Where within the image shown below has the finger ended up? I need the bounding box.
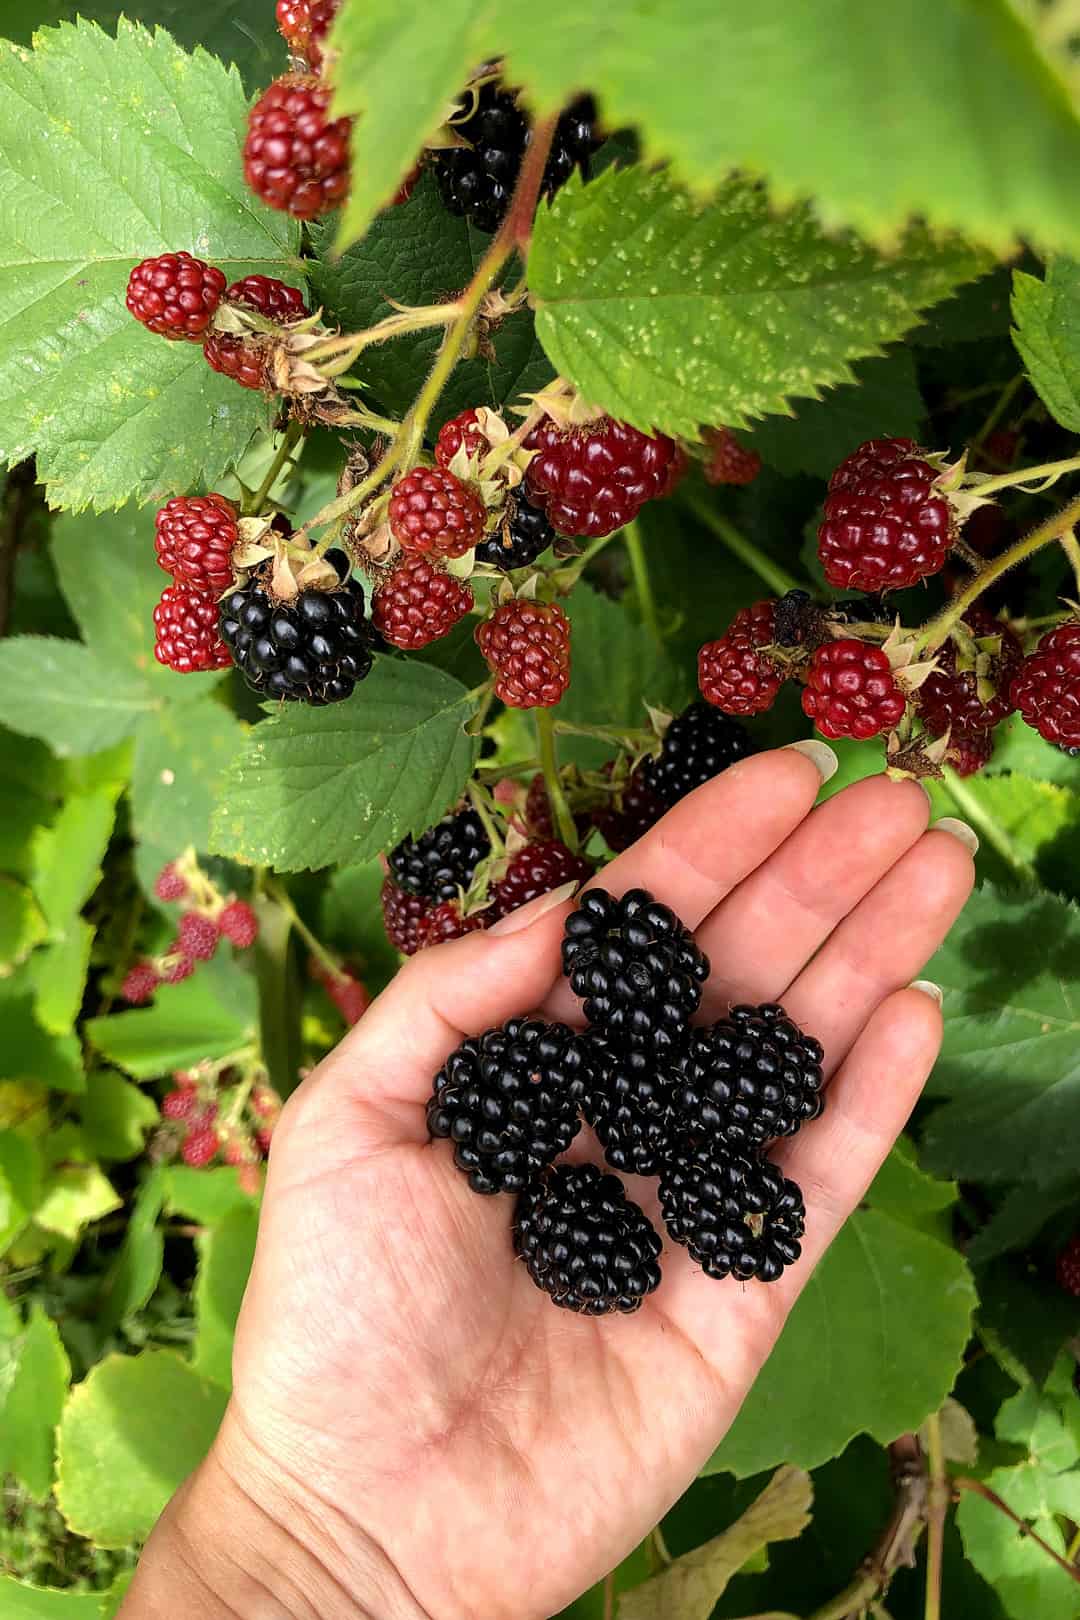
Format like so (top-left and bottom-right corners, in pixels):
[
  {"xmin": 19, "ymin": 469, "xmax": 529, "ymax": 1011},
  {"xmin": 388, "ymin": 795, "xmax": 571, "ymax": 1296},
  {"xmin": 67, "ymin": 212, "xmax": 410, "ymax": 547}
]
[
  {"xmin": 657, "ymin": 985, "xmax": 944, "ymax": 1384},
  {"xmin": 697, "ymin": 774, "xmax": 931, "ymax": 1015},
  {"xmin": 780, "ymin": 823, "xmax": 975, "ymax": 1074},
  {"xmin": 540, "ymin": 745, "xmax": 831, "ymax": 1023}
]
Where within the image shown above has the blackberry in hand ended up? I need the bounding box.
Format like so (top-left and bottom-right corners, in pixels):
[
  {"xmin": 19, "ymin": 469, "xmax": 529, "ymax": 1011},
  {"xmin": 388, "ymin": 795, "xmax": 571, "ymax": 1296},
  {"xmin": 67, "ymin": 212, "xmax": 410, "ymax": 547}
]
[
  {"xmin": 642, "ymin": 700, "xmax": 756, "ymax": 809},
  {"xmin": 580, "ymin": 1028, "xmax": 677, "ymax": 1177},
  {"xmin": 219, "ymin": 576, "xmax": 373, "ymax": 705},
  {"xmin": 387, "ymin": 807, "xmax": 490, "ymax": 902},
  {"xmin": 659, "ymin": 1144, "xmax": 806, "ymax": 1283},
  {"xmin": 673, "ymin": 1002, "xmax": 825, "ymax": 1150},
  {"xmin": 562, "ymin": 887, "xmax": 709, "ymax": 1058},
  {"xmin": 475, "ymin": 492, "xmax": 555, "ymax": 570},
  {"xmin": 514, "ymin": 1163, "xmax": 662, "ymax": 1314},
  {"xmin": 427, "ymin": 1018, "xmax": 588, "ymax": 1194}
]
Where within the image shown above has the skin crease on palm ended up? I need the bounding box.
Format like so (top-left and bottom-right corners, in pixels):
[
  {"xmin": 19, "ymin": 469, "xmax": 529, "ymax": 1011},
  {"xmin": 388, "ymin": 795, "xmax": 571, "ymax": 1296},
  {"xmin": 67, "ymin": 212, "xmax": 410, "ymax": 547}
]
[{"xmin": 122, "ymin": 747, "xmax": 976, "ymax": 1620}]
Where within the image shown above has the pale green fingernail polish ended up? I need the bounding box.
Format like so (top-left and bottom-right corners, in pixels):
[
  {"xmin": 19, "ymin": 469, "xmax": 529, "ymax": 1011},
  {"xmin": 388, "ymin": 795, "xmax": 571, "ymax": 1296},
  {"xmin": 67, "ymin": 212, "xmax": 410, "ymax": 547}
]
[
  {"xmin": 909, "ymin": 979, "xmax": 943, "ymax": 1006},
  {"xmin": 931, "ymin": 817, "xmax": 979, "ymax": 856},
  {"xmin": 783, "ymin": 739, "xmax": 839, "ymax": 782}
]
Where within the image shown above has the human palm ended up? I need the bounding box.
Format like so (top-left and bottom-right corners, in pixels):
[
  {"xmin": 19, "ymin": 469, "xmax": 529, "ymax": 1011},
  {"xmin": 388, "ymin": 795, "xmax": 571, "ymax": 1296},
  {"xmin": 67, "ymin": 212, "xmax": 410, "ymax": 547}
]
[{"xmin": 220, "ymin": 749, "xmax": 974, "ymax": 1620}]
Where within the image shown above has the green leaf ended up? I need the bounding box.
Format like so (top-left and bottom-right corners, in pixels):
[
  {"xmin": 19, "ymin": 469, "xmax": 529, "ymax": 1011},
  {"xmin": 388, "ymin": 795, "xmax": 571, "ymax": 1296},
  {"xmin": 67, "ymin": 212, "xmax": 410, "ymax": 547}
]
[
  {"xmin": 210, "ymin": 659, "xmax": 480, "ymax": 872},
  {"xmin": 55, "ymin": 1349, "xmax": 228, "ymax": 1546},
  {"xmin": 308, "ymin": 177, "xmax": 553, "ymax": 424},
  {"xmin": 0, "ymin": 1578, "xmax": 103, "ymax": 1619},
  {"xmin": 31, "ymin": 789, "xmax": 118, "ymax": 931},
  {"xmin": 976, "ymin": 1257, "xmax": 1079, "ymax": 1387},
  {"xmin": 30, "ymin": 921, "xmax": 96, "ymax": 1036},
  {"xmin": 16, "ymin": 1, "xmax": 283, "ymax": 88},
  {"xmin": 0, "ymin": 1305, "xmax": 70, "ymax": 1500},
  {"xmin": 746, "ymin": 352, "xmax": 925, "ymax": 480},
  {"xmin": 0, "ymin": 1131, "xmax": 43, "ymax": 1256},
  {"xmin": 619, "ymin": 1467, "xmax": 812, "ymax": 1620},
  {"xmin": 0, "ymin": 996, "xmax": 84, "ymax": 1093},
  {"xmin": 85, "ymin": 963, "xmax": 256, "ymax": 1079},
  {"xmin": 79, "ymin": 1070, "xmax": 159, "ymax": 1163},
  {"xmin": 131, "ymin": 692, "xmax": 248, "ymax": 864},
  {"xmin": 34, "ymin": 1125, "xmax": 120, "ymax": 1240},
  {"xmin": 0, "ymin": 876, "xmax": 46, "ymax": 971},
  {"xmin": 0, "ymin": 640, "xmax": 156, "ymax": 756},
  {"xmin": 193, "ymin": 1203, "xmax": 259, "ymax": 1390},
  {"xmin": 968, "ymin": 1179, "xmax": 1080, "ymax": 1266},
  {"xmin": 322, "ymin": 857, "xmax": 401, "ymax": 992},
  {"xmin": 987, "ymin": 711, "xmax": 1080, "ymax": 786},
  {"xmin": 921, "ymin": 884, "xmax": 1080, "ymax": 1186},
  {"xmin": 0, "ymin": 729, "xmax": 62, "ymax": 881},
  {"xmin": 711, "ymin": 1207, "xmax": 975, "ymax": 1477},
  {"xmin": 162, "ymin": 1164, "xmax": 255, "ymax": 1225},
  {"xmin": 0, "ymin": 20, "xmax": 299, "ymax": 511},
  {"xmin": 867, "ymin": 1139, "xmax": 956, "ymax": 1242},
  {"xmin": 528, "ymin": 168, "xmax": 985, "ymax": 440},
  {"xmin": 96, "ymin": 1172, "xmax": 165, "ymax": 1336},
  {"xmin": 1012, "ymin": 258, "xmax": 1080, "ymax": 433}
]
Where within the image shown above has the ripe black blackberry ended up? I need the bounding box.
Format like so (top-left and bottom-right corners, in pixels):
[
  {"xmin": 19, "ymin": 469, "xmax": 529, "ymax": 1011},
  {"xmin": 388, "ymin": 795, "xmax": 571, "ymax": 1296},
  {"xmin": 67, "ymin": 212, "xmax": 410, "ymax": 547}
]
[
  {"xmin": 514, "ymin": 1163, "xmax": 662, "ymax": 1314},
  {"xmin": 427, "ymin": 1018, "xmax": 587, "ymax": 1193},
  {"xmin": 219, "ymin": 574, "xmax": 373, "ymax": 704},
  {"xmin": 562, "ymin": 887, "xmax": 709, "ymax": 1057},
  {"xmin": 387, "ymin": 807, "xmax": 490, "ymax": 902},
  {"xmin": 674, "ymin": 1003, "xmax": 825, "ymax": 1150},
  {"xmin": 431, "ymin": 82, "xmax": 598, "ymax": 235},
  {"xmin": 642, "ymin": 700, "xmax": 756, "ymax": 809},
  {"xmin": 580, "ymin": 1028, "xmax": 677, "ymax": 1177},
  {"xmin": 475, "ymin": 492, "xmax": 554, "ymax": 570},
  {"xmin": 659, "ymin": 1144, "xmax": 806, "ymax": 1283}
]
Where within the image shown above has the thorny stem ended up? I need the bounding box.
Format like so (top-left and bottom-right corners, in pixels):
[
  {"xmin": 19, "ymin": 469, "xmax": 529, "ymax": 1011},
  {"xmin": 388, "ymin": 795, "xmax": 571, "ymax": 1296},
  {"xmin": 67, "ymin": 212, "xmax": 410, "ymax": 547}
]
[
  {"xmin": 624, "ymin": 519, "xmax": 663, "ymax": 647},
  {"xmin": 972, "ymin": 451, "xmax": 1080, "ymax": 497},
  {"xmin": 917, "ymin": 492, "xmax": 1080, "ymax": 653},
  {"xmin": 941, "ymin": 768, "xmax": 1039, "ymax": 885},
  {"xmin": 684, "ymin": 494, "xmax": 803, "ymax": 597},
  {"xmin": 535, "ymin": 707, "xmax": 580, "ymax": 852},
  {"xmin": 923, "ymin": 1413, "xmax": 947, "ymax": 1620},
  {"xmin": 953, "ymin": 1479, "xmax": 1080, "ymax": 1583},
  {"xmin": 246, "ymin": 419, "xmax": 305, "ymax": 517},
  {"xmin": 1059, "ymin": 528, "xmax": 1080, "ymax": 595}
]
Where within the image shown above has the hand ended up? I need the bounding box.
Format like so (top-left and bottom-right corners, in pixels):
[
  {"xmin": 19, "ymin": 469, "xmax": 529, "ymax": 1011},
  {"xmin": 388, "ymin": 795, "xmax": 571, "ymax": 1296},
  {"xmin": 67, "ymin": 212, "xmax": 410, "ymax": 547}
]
[{"xmin": 122, "ymin": 746, "xmax": 975, "ymax": 1620}]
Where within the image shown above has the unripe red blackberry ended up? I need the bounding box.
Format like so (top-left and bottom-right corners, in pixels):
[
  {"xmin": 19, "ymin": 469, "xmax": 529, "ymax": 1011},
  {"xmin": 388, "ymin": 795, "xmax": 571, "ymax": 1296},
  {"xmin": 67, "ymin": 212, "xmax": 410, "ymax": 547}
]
[
  {"xmin": 371, "ymin": 554, "xmax": 473, "ymax": 649},
  {"xmin": 154, "ymin": 495, "xmax": 239, "ymax": 593},
  {"xmin": 919, "ymin": 607, "xmax": 1022, "ymax": 737},
  {"xmin": 204, "ymin": 275, "xmax": 310, "ymax": 391},
  {"xmin": 218, "ymin": 901, "xmax": 259, "ymax": 949},
  {"xmin": 154, "ymin": 584, "xmax": 233, "ymax": 674},
  {"xmin": 476, "ymin": 598, "xmax": 571, "ymax": 708},
  {"xmin": 126, "ymin": 252, "xmax": 226, "ymax": 340},
  {"xmin": 420, "ymin": 901, "xmax": 488, "ymax": 947},
  {"xmin": 592, "ymin": 766, "xmax": 666, "ymax": 852},
  {"xmin": 702, "ymin": 427, "xmax": 762, "ymax": 486},
  {"xmin": 182, "ymin": 1126, "xmax": 219, "ymax": 1168},
  {"xmin": 1011, "ymin": 622, "xmax": 1080, "ymax": 749},
  {"xmin": 276, "ymin": 0, "xmax": 340, "ymax": 68},
  {"xmin": 154, "ymin": 863, "xmax": 188, "ymax": 902},
  {"xmin": 493, "ymin": 839, "xmax": 591, "ymax": 918},
  {"xmin": 161, "ymin": 947, "xmax": 196, "ymax": 985},
  {"xmin": 524, "ymin": 416, "xmax": 679, "ymax": 538},
  {"xmin": 818, "ymin": 437, "xmax": 954, "ymax": 592},
  {"xmin": 244, "ymin": 74, "xmax": 351, "ymax": 219},
  {"xmin": 802, "ymin": 639, "xmax": 906, "ymax": 740},
  {"xmin": 121, "ymin": 962, "xmax": 160, "ymax": 1004},
  {"xmin": 946, "ymin": 730, "xmax": 993, "ymax": 777},
  {"xmin": 380, "ymin": 877, "xmax": 434, "ymax": 956},
  {"xmin": 162, "ymin": 1088, "xmax": 199, "ymax": 1121},
  {"xmin": 1057, "ymin": 1235, "xmax": 1080, "ymax": 1297},
  {"xmin": 388, "ymin": 466, "xmax": 485, "ymax": 559},
  {"xmin": 434, "ymin": 408, "xmax": 488, "ymax": 469},
  {"xmin": 698, "ymin": 600, "xmax": 783, "ymax": 716}
]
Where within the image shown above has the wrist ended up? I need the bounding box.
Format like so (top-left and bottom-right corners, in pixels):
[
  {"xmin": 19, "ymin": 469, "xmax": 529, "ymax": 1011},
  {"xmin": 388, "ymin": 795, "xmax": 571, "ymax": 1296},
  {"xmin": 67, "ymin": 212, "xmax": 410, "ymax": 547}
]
[{"xmin": 120, "ymin": 1403, "xmax": 428, "ymax": 1620}]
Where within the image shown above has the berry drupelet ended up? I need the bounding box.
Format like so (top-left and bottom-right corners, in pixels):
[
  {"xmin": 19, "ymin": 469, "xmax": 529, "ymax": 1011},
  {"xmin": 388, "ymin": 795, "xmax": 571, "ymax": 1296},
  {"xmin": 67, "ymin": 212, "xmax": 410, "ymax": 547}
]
[
  {"xmin": 219, "ymin": 576, "xmax": 374, "ymax": 705},
  {"xmin": 154, "ymin": 494, "xmax": 239, "ymax": 593},
  {"xmin": 673, "ymin": 1002, "xmax": 825, "ymax": 1151},
  {"xmin": 817, "ymin": 437, "xmax": 954, "ymax": 593},
  {"xmin": 154, "ymin": 584, "xmax": 233, "ymax": 674},
  {"xmin": 524, "ymin": 416, "xmax": 679, "ymax": 539},
  {"xmin": 387, "ymin": 807, "xmax": 491, "ymax": 903},
  {"xmin": 126, "ymin": 252, "xmax": 226, "ymax": 340},
  {"xmin": 514, "ymin": 1163, "xmax": 663, "ymax": 1314},
  {"xmin": 659, "ymin": 1144, "xmax": 806, "ymax": 1283},
  {"xmin": 427, "ymin": 1018, "xmax": 588, "ymax": 1193},
  {"xmin": 476, "ymin": 599, "xmax": 571, "ymax": 708},
  {"xmin": 244, "ymin": 74, "xmax": 351, "ymax": 219}
]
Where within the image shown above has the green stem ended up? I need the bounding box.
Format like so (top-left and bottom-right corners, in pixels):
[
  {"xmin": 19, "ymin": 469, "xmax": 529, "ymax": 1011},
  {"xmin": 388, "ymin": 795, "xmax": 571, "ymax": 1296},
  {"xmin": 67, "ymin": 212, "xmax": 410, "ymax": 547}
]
[
  {"xmin": 535, "ymin": 708, "xmax": 579, "ymax": 852},
  {"xmin": 917, "ymin": 492, "xmax": 1080, "ymax": 652},
  {"xmin": 264, "ymin": 881, "xmax": 341, "ymax": 980},
  {"xmin": 246, "ymin": 420, "xmax": 305, "ymax": 517},
  {"xmin": 1059, "ymin": 529, "xmax": 1080, "ymax": 595},
  {"xmin": 251, "ymin": 892, "xmax": 303, "ymax": 1100},
  {"xmin": 465, "ymin": 780, "xmax": 506, "ymax": 857},
  {"xmin": 624, "ymin": 519, "xmax": 663, "ymax": 647},
  {"xmin": 972, "ymin": 373, "xmax": 1024, "ymax": 451},
  {"xmin": 941, "ymin": 768, "xmax": 1038, "ymax": 885},
  {"xmin": 924, "ymin": 1414, "xmax": 946, "ymax": 1620},
  {"xmin": 685, "ymin": 494, "xmax": 802, "ymax": 596},
  {"xmin": 972, "ymin": 451, "xmax": 1080, "ymax": 497}
]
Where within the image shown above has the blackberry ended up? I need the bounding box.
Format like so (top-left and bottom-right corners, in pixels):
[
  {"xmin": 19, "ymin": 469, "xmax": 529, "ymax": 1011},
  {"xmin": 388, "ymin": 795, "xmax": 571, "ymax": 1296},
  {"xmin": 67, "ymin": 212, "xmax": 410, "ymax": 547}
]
[
  {"xmin": 642, "ymin": 700, "xmax": 756, "ymax": 809},
  {"xmin": 380, "ymin": 877, "xmax": 433, "ymax": 957},
  {"xmin": 475, "ymin": 493, "xmax": 555, "ymax": 570},
  {"xmin": 562, "ymin": 887, "xmax": 709, "ymax": 1058},
  {"xmin": 802, "ymin": 639, "xmax": 905, "ymax": 740},
  {"xmin": 580, "ymin": 1028, "xmax": 677, "ymax": 1177},
  {"xmin": 427, "ymin": 1017, "xmax": 587, "ymax": 1194},
  {"xmin": 514, "ymin": 1163, "xmax": 662, "ymax": 1314},
  {"xmin": 493, "ymin": 838, "xmax": 592, "ymax": 917},
  {"xmin": 431, "ymin": 83, "xmax": 598, "ymax": 235},
  {"xmin": 659, "ymin": 1144, "xmax": 806, "ymax": 1283},
  {"xmin": 219, "ymin": 576, "xmax": 373, "ymax": 705},
  {"xmin": 387, "ymin": 807, "xmax": 490, "ymax": 902},
  {"xmin": 673, "ymin": 1003, "xmax": 825, "ymax": 1150},
  {"xmin": 592, "ymin": 764, "xmax": 666, "ymax": 852}
]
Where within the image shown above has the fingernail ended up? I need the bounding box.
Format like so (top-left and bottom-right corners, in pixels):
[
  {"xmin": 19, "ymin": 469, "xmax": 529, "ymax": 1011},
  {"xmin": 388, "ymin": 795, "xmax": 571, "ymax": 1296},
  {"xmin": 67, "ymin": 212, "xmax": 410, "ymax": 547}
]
[
  {"xmin": 783, "ymin": 739, "xmax": 839, "ymax": 782},
  {"xmin": 931, "ymin": 816, "xmax": 979, "ymax": 856},
  {"xmin": 489, "ymin": 879, "xmax": 580, "ymax": 936},
  {"xmin": 909, "ymin": 978, "xmax": 943, "ymax": 1006}
]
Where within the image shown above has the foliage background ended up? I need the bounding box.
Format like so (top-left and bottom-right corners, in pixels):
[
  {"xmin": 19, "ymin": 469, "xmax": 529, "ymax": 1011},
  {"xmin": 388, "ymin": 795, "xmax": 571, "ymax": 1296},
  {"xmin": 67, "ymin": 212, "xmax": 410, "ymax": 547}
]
[{"xmin": 0, "ymin": 2, "xmax": 1076, "ymax": 1617}]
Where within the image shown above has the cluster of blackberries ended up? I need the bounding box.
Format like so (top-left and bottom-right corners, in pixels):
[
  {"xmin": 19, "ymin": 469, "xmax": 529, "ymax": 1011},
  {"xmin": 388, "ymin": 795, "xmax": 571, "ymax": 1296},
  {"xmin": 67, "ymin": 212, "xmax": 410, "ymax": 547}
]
[{"xmin": 427, "ymin": 887, "xmax": 825, "ymax": 1315}]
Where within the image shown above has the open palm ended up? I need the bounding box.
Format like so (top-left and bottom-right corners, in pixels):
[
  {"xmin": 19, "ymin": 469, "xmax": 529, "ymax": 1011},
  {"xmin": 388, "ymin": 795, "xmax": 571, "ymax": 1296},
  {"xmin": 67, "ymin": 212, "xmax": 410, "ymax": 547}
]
[{"xmin": 217, "ymin": 749, "xmax": 973, "ymax": 1620}]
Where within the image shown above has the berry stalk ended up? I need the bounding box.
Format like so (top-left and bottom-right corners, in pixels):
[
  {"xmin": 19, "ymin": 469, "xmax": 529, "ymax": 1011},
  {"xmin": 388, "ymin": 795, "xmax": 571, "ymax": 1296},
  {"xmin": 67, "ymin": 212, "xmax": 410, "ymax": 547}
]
[
  {"xmin": 535, "ymin": 707, "xmax": 580, "ymax": 853},
  {"xmin": 684, "ymin": 493, "xmax": 803, "ymax": 596},
  {"xmin": 923, "ymin": 1411, "xmax": 947, "ymax": 1620},
  {"xmin": 969, "ymin": 450, "xmax": 1080, "ymax": 497},
  {"xmin": 244, "ymin": 419, "xmax": 306, "ymax": 516},
  {"xmin": 623, "ymin": 520, "xmax": 663, "ymax": 648}
]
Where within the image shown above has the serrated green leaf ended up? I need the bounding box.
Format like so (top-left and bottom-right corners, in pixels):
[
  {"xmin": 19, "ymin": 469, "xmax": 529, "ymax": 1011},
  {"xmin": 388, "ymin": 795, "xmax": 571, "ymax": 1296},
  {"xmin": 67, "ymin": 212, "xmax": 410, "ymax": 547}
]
[
  {"xmin": 79, "ymin": 1070, "xmax": 159, "ymax": 1163},
  {"xmin": 162, "ymin": 1164, "xmax": 255, "ymax": 1225},
  {"xmin": 34, "ymin": 1125, "xmax": 120, "ymax": 1240},
  {"xmin": 193, "ymin": 1202, "xmax": 259, "ymax": 1390},
  {"xmin": 0, "ymin": 1132, "xmax": 43, "ymax": 1256},
  {"xmin": 0, "ymin": 1577, "xmax": 103, "ymax": 1619},
  {"xmin": 0, "ymin": 640, "xmax": 156, "ymax": 756},
  {"xmin": 528, "ymin": 168, "xmax": 985, "ymax": 439},
  {"xmin": 96, "ymin": 1171, "xmax": 164, "ymax": 1336},
  {"xmin": 30, "ymin": 921, "xmax": 96, "ymax": 1036},
  {"xmin": 85, "ymin": 963, "xmax": 256, "ymax": 1079},
  {"xmin": 0, "ymin": 876, "xmax": 46, "ymax": 971},
  {"xmin": 0, "ymin": 20, "xmax": 299, "ymax": 511},
  {"xmin": 1012, "ymin": 258, "xmax": 1080, "ymax": 432},
  {"xmin": 710, "ymin": 1207, "xmax": 975, "ymax": 1477},
  {"xmin": 210, "ymin": 659, "xmax": 480, "ymax": 872},
  {"xmin": 0, "ymin": 1305, "xmax": 70, "ymax": 1500},
  {"xmin": 947, "ymin": 771, "xmax": 1080, "ymax": 895},
  {"xmin": 922, "ymin": 884, "xmax": 1080, "ymax": 1186},
  {"xmin": 0, "ymin": 996, "xmax": 84, "ymax": 1093},
  {"xmin": 308, "ymin": 177, "xmax": 553, "ymax": 424},
  {"xmin": 131, "ymin": 692, "xmax": 248, "ymax": 864},
  {"xmin": 746, "ymin": 352, "xmax": 925, "ymax": 480},
  {"xmin": 16, "ymin": 1, "xmax": 283, "ymax": 88},
  {"xmin": 55, "ymin": 1349, "xmax": 228, "ymax": 1546}
]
